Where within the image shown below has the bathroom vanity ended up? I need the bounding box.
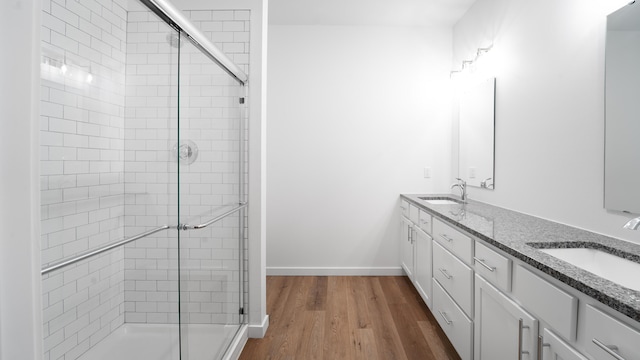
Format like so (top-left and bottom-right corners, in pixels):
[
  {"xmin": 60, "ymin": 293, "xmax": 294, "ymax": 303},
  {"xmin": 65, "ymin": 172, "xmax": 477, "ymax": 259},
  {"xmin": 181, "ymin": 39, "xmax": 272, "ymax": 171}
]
[{"xmin": 400, "ymin": 194, "xmax": 640, "ymax": 360}]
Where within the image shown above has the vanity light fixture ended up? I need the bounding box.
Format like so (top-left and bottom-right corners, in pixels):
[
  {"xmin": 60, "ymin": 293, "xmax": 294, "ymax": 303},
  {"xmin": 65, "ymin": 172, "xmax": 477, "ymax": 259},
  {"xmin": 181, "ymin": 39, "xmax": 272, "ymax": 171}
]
[
  {"xmin": 86, "ymin": 66, "xmax": 94, "ymax": 83},
  {"xmin": 450, "ymin": 44, "xmax": 494, "ymax": 78},
  {"xmin": 42, "ymin": 54, "xmax": 94, "ymax": 85}
]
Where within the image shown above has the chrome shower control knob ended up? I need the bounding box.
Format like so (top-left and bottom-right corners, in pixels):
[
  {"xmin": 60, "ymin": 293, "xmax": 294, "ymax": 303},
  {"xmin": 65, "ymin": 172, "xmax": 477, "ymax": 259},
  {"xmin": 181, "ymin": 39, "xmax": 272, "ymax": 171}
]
[{"xmin": 172, "ymin": 140, "xmax": 199, "ymax": 165}]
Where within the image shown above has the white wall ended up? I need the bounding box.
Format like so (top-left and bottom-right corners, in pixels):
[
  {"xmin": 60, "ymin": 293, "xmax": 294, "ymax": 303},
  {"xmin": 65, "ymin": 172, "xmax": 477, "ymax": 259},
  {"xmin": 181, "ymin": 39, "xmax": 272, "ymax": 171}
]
[
  {"xmin": 452, "ymin": 0, "xmax": 640, "ymax": 244},
  {"xmin": 267, "ymin": 25, "xmax": 453, "ymax": 274},
  {"xmin": 0, "ymin": 1, "xmax": 43, "ymax": 359}
]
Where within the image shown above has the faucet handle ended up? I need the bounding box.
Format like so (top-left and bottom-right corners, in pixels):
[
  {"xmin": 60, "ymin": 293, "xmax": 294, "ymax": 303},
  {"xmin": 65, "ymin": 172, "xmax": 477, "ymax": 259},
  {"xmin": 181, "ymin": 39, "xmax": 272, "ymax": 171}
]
[{"xmin": 455, "ymin": 177, "xmax": 466, "ymax": 185}]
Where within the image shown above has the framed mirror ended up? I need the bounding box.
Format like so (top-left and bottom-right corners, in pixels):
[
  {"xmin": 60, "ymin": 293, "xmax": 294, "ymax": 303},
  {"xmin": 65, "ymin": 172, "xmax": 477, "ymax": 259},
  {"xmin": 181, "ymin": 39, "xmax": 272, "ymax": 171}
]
[
  {"xmin": 604, "ymin": 2, "xmax": 640, "ymax": 213},
  {"xmin": 458, "ymin": 77, "xmax": 496, "ymax": 189}
]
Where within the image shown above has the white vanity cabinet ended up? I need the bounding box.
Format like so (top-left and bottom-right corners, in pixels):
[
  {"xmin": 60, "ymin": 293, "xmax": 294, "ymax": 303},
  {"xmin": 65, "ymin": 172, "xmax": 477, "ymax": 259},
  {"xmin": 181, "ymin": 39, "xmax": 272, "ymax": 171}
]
[
  {"xmin": 400, "ymin": 202, "xmax": 433, "ymax": 303},
  {"xmin": 512, "ymin": 265, "xmax": 578, "ymax": 341},
  {"xmin": 400, "ymin": 199, "xmax": 409, "ymax": 218},
  {"xmin": 409, "ymin": 203, "xmax": 420, "ymax": 225},
  {"xmin": 473, "ymin": 241, "xmax": 512, "ymax": 292},
  {"xmin": 399, "ymin": 197, "xmax": 640, "ymax": 360},
  {"xmin": 414, "ymin": 226, "xmax": 433, "ymax": 308},
  {"xmin": 400, "ymin": 216, "xmax": 415, "ymax": 280},
  {"xmin": 474, "ymin": 274, "xmax": 538, "ymax": 360},
  {"xmin": 433, "ymin": 241, "xmax": 474, "ymax": 316},
  {"xmin": 541, "ymin": 328, "xmax": 588, "ymax": 360},
  {"xmin": 418, "ymin": 209, "xmax": 432, "ymax": 234},
  {"xmin": 433, "ymin": 280, "xmax": 474, "ymax": 360},
  {"xmin": 583, "ymin": 305, "xmax": 640, "ymax": 360}
]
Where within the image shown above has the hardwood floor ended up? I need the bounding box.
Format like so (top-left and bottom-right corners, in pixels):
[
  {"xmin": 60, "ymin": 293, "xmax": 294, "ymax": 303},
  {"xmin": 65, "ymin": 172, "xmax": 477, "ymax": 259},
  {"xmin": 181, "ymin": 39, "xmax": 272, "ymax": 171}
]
[{"xmin": 239, "ymin": 276, "xmax": 461, "ymax": 360}]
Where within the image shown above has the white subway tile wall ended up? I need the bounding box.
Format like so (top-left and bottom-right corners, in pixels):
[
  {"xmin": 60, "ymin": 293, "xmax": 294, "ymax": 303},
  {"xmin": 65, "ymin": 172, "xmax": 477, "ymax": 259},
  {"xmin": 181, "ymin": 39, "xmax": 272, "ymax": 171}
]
[
  {"xmin": 40, "ymin": 1, "xmax": 249, "ymax": 358},
  {"xmin": 41, "ymin": 0, "xmax": 128, "ymax": 358}
]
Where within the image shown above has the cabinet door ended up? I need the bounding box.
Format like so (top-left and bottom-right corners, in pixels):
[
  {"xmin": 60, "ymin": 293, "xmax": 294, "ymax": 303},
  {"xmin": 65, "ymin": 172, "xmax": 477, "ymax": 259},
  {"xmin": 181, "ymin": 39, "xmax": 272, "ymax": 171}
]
[
  {"xmin": 401, "ymin": 217, "xmax": 414, "ymax": 279},
  {"xmin": 475, "ymin": 274, "xmax": 538, "ymax": 360},
  {"xmin": 541, "ymin": 328, "xmax": 588, "ymax": 360},
  {"xmin": 414, "ymin": 227, "xmax": 432, "ymax": 308}
]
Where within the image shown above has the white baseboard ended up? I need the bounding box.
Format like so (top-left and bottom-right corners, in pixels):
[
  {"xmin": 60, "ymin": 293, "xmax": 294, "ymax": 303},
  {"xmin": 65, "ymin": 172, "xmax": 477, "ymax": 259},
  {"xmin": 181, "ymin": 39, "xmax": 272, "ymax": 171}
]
[
  {"xmin": 224, "ymin": 324, "xmax": 248, "ymax": 360},
  {"xmin": 248, "ymin": 314, "xmax": 269, "ymax": 338},
  {"xmin": 266, "ymin": 267, "xmax": 404, "ymax": 276}
]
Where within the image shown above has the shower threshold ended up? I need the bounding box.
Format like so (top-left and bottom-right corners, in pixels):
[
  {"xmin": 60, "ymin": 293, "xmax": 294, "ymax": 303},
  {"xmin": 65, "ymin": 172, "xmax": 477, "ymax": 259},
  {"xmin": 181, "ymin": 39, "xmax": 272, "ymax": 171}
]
[{"xmin": 77, "ymin": 323, "xmax": 240, "ymax": 360}]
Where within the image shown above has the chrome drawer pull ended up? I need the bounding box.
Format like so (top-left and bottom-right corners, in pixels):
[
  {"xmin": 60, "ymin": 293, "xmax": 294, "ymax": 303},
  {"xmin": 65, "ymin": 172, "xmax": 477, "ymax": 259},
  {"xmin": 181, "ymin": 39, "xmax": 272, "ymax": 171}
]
[
  {"xmin": 439, "ymin": 268, "xmax": 452, "ymax": 279},
  {"xmin": 518, "ymin": 319, "xmax": 530, "ymax": 360},
  {"xmin": 438, "ymin": 310, "xmax": 452, "ymax": 325},
  {"xmin": 473, "ymin": 257, "xmax": 496, "ymax": 272},
  {"xmin": 440, "ymin": 234, "xmax": 453, "ymax": 242},
  {"xmin": 592, "ymin": 338, "xmax": 625, "ymax": 360}
]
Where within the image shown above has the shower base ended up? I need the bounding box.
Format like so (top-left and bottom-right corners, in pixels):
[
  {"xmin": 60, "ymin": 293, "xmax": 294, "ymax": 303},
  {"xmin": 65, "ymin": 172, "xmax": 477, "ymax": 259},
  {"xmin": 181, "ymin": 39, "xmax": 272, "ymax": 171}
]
[{"xmin": 77, "ymin": 323, "xmax": 240, "ymax": 360}]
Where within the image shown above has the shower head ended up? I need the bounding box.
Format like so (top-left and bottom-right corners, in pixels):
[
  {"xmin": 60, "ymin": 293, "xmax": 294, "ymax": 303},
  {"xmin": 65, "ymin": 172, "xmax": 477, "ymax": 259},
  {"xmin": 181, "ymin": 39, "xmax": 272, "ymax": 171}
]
[{"xmin": 166, "ymin": 32, "xmax": 185, "ymax": 48}]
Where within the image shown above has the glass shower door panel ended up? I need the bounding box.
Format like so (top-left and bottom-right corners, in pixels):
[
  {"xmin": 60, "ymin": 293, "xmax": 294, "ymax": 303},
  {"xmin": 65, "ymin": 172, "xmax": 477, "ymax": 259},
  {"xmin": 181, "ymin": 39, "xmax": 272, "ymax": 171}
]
[
  {"xmin": 122, "ymin": 6, "xmax": 181, "ymax": 360},
  {"xmin": 39, "ymin": 1, "xmax": 181, "ymax": 359},
  {"xmin": 177, "ymin": 34, "xmax": 244, "ymax": 360}
]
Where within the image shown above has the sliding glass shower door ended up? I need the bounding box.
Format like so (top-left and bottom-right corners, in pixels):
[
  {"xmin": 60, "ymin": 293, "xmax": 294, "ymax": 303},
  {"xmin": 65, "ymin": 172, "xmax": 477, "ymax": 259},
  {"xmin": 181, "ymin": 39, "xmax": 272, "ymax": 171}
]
[
  {"xmin": 39, "ymin": 0, "xmax": 248, "ymax": 359},
  {"xmin": 176, "ymin": 32, "xmax": 247, "ymax": 359}
]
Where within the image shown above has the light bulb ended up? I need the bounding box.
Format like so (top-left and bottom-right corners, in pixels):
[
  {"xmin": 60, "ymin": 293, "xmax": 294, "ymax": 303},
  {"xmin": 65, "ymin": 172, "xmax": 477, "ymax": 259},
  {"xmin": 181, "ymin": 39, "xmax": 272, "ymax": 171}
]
[
  {"xmin": 60, "ymin": 64, "xmax": 68, "ymax": 75},
  {"xmin": 86, "ymin": 73, "xmax": 93, "ymax": 83}
]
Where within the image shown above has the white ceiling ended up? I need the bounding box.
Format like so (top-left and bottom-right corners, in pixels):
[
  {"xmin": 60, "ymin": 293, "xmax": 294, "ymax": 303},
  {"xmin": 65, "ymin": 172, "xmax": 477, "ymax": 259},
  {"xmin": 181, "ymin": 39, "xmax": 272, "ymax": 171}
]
[{"xmin": 269, "ymin": 0, "xmax": 477, "ymax": 27}]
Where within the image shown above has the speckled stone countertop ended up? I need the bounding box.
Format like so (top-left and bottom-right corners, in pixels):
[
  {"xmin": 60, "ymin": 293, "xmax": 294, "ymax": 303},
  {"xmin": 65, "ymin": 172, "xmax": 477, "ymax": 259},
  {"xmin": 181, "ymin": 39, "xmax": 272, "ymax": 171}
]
[{"xmin": 402, "ymin": 194, "xmax": 640, "ymax": 323}]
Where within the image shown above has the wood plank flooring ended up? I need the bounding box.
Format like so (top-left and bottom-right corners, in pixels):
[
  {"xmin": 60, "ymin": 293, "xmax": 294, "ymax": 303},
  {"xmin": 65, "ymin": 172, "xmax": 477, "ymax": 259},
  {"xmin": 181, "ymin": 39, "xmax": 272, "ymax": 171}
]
[{"xmin": 239, "ymin": 276, "xmax": 461, "ymax": 360}]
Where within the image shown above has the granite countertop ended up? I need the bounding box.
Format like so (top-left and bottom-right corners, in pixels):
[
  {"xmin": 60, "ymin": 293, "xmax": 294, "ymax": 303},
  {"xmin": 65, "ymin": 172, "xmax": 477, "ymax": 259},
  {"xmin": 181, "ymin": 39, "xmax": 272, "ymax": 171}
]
[{"xmin": 401, "ymin": 194, "xmax": 640, "ymax": 323}]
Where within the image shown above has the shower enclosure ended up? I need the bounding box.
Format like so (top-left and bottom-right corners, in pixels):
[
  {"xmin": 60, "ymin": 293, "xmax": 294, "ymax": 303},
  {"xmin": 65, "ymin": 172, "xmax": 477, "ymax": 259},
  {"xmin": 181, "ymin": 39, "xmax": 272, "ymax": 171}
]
[{"xmin": 39, "ymin": 0, "xmax": 248, "ymax": 359}]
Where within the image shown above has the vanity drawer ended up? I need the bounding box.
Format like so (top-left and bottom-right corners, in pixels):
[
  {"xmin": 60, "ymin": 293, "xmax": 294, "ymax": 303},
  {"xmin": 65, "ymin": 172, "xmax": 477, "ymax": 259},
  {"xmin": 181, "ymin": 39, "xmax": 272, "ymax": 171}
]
[
  {"xmin": 433, "ymin": 279, "xmax": 473, "ymax": 360},
  {"xmin": 512, "ymin": 265, "xmax": 578, "ymax": 341},
  {"xmin": 542, "ymin": 328, "xmax": 588, "ymax": 360},
  {"xmin": 418, "ymin": 210, "xmax": 432, "ymax": 234},
  {"xmin": 584, "ymin": 305, "xmax": 640, "ymax": 360},
  {"xmin": 433, "ymin": 241, "xmax": 474, "ymax": 317},
  {"xmin": 474, "ymin": 241, "xmax": 512, "ymax": 292},
  {"xmin": 409, "ymin": 204, "xmax": 420, "ymax": 225},
  {"xmin": 433, "ymin": 218, "xmax": 473, "ymax": 264},
  {"xmin": 400, "ymin": 199, "xmax": 409, "ymax": 218}
]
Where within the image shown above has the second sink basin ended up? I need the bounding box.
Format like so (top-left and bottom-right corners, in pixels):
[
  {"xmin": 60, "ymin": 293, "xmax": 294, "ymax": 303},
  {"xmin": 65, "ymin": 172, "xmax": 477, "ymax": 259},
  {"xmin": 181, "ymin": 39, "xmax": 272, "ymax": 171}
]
[
  {"xmin": 426, "ymin": 199, "xmax": 459, "ymax": 205},
  {"xmin": 538, "ymin": 247, "xmax": 640, "ymax": 292},
  {"xmin": 418, "ymin": 196, "xmax": 462, "ymax": 205}
]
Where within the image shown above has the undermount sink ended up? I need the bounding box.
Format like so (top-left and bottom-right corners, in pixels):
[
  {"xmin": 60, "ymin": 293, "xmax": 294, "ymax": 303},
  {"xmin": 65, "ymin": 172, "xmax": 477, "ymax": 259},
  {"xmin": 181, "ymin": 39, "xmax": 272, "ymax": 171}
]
[
  {"xmin": 419, "ymin": 196, "xmax": 462, "ymax": 206},
  {"xmin": 426, "ymin": 200, "xmax": 460, "ymax": 205},
  {"xmin": 538, "ymin": 247, "xmax": 640, "ymax": 292}
]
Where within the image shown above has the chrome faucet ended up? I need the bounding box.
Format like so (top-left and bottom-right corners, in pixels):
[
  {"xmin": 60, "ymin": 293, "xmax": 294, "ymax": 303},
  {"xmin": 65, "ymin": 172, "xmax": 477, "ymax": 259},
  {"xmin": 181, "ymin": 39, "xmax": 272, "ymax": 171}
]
[
  {"xmin": 623, "ymin": 217, "xmax": 640, "ymax": 230},
  {"xmin": 480, "ymin": 177, "xmax": 494, "ymax": 189},
  {"xmin": 451, "ymin": 178, "xmax": 467, "ymax": 202}
]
